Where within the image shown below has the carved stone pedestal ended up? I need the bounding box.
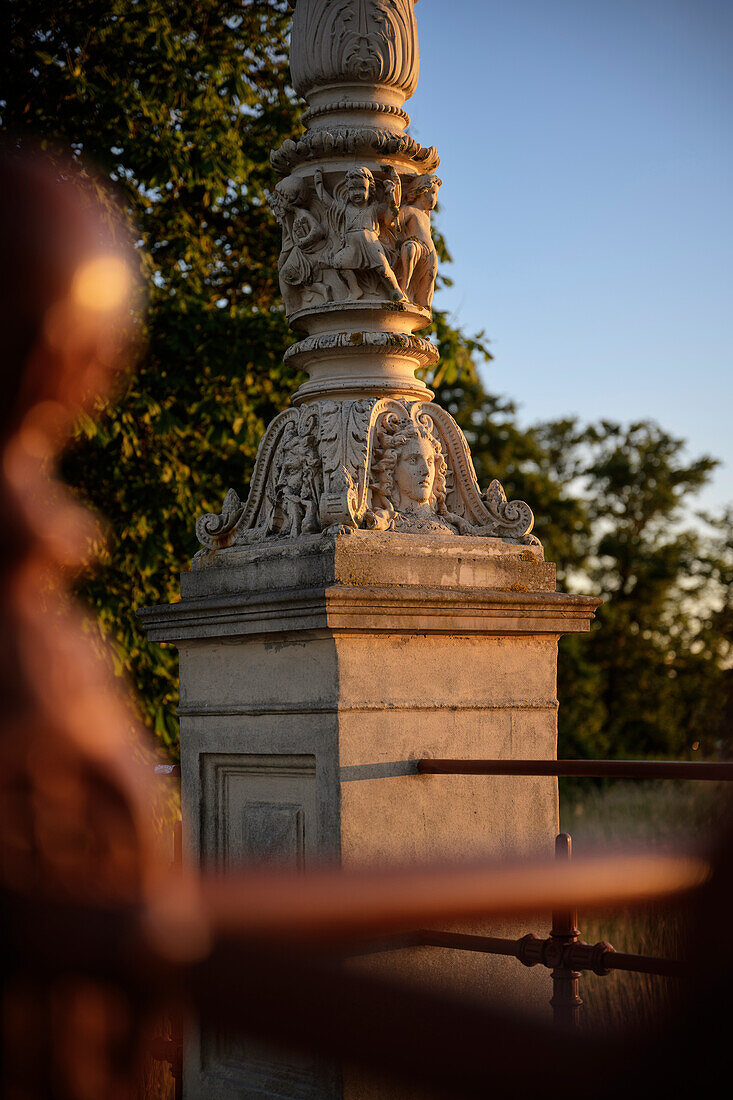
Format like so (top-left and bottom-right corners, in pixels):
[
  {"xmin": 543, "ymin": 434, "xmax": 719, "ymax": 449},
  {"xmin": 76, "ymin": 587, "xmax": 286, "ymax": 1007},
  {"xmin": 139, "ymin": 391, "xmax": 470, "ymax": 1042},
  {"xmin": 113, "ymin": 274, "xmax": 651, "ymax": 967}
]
[
  {"xmin": 140, "ymin": 532, "xmax": 599, "ymax": 1099},
  {"xmin": 139, "ymin": 3, "xmax": 602, "ymax": 1094}
]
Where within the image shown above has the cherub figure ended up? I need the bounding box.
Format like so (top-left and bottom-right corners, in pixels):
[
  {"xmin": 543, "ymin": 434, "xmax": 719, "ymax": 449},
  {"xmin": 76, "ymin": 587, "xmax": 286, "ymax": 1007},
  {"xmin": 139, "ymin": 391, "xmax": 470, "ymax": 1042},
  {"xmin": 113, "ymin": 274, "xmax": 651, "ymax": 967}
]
[
  {"xmin": 366, "ymin": 413, "xmax": 472, "ymax": 534},
  {"xmin": 269, "ymin": 176, "xmax": 347, "ymax": 312},
  {"xmin": 395, "ymin": 173, "xmax": 442, "ymax": 310},
  {"xmin": 314, "ymin": 165, "xmax": 408, "ymax": 303},
  {"xmin": 268, "ymin": 425, "xmax": 321, "ymax": 537}
]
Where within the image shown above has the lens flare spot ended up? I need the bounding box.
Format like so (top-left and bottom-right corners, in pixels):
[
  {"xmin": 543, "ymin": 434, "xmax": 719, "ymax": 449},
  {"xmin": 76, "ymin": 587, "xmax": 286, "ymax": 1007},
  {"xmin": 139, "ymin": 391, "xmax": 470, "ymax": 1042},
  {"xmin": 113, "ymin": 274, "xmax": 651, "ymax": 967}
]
[{"xmin": 71, "ymin": 255, "xmax": 131, "ymax": 312}]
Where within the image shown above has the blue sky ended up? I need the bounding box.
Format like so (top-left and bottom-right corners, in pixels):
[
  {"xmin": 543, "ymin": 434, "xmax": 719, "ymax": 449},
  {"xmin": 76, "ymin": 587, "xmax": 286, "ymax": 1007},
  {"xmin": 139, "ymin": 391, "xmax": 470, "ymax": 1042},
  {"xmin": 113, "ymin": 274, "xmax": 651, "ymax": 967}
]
[{"xmin": 408, "ymin": 0, "xmax": 732, "ymax": 514}]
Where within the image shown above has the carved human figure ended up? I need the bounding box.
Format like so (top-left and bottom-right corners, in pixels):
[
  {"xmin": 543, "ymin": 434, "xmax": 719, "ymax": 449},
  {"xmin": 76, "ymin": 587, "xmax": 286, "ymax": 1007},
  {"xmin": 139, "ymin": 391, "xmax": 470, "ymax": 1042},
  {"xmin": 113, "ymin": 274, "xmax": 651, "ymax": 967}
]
[
  {"xmin": 268, "ymin": 425, "xmax": 321, "ymax": 537},
  {"xmin": 367, "ymin": 414, "xmax": 472, "ymax": 533},
  {"xmin": 269, "ymin": 176, "xmax": 347, "ymax": 312},
  {"xmin": 395, "ymin": 173, "xmax": 441, "ymax": 309},
  {"xmin": 314, "ymin": 165, "xmax": 408, "ymax": 303}
]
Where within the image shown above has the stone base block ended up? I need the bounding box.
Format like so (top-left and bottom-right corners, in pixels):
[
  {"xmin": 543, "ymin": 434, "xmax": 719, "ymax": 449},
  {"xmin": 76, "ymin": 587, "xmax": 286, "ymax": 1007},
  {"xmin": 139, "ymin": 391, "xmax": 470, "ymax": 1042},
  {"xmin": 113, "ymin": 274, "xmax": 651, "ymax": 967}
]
[{"xmin": 139, "ymin": 532, "xmax": 599, "ymax": 1099}]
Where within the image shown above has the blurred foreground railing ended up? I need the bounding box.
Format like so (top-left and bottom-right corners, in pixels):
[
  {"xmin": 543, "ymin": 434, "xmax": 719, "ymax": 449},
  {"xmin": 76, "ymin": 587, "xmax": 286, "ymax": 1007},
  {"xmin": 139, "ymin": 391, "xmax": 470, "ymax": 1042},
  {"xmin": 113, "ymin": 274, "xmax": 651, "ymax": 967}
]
[
  {"xmin": 139, "ymin": 755, "xmax": 732, "ymax": 1094},
  {"xmin": 8, "ymin": 838, "xmax": 712, "ymax": 1098}
]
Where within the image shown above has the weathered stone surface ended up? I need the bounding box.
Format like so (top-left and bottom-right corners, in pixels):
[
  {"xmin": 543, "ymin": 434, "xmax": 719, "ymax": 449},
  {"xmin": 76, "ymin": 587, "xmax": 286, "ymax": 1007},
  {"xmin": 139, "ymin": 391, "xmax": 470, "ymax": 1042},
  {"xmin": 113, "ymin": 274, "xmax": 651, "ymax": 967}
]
[
  {"xmin": 184, "ymin": 530, "xmax": 553, "ymax": 597},
  {"xmin": 289, "ymin": 0, "xmax": 420, "ymax": 109},
  {"xmin": 194, "ymin": 0, "xmax": 540, "ymax": 554}
]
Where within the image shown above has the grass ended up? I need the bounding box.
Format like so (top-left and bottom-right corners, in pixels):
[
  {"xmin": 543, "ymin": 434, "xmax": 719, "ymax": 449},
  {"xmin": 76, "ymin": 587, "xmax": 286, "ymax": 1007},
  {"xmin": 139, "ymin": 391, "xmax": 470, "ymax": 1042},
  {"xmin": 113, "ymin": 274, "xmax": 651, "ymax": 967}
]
[{"xmin": 559, "ymin": 779, "xmax": 728, "ymax": 1032}]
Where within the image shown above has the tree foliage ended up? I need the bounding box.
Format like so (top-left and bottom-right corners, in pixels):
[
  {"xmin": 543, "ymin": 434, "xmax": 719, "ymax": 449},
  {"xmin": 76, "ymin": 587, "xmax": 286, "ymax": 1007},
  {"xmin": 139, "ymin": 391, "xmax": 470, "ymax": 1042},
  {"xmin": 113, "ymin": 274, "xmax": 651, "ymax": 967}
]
[
  {"xmin": 4, "ymin": 0, "xmax": 730, "ymax": 762},
  {"xmin": 4, "ymin": 0, "xmax": 303, "ymax": 752},
  {"xmin": 432, "ymin": 376, "xmax": 731, "ymax": 759},
  {"xmin": 553, "ymin": 421, "xmax": 726, "ymax": 759}
]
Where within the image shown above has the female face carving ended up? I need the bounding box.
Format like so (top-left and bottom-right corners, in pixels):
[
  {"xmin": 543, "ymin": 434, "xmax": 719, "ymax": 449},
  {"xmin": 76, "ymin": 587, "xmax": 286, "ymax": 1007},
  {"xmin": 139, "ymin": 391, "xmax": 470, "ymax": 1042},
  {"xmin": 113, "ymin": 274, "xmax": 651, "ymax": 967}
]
[
  {"xmin": 394, "ymin": 435, "xmax": 436, "ymax": 505},
  {"xmin": 417, "ymin": 181, "xmax": 440, "ymax": 210}
]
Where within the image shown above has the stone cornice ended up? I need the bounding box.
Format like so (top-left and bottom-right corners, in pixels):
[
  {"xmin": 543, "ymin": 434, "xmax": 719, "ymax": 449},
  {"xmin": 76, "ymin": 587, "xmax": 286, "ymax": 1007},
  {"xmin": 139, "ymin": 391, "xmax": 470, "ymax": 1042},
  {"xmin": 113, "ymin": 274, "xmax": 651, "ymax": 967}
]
[{"xmin": 138, "ymin": 586, "xmax": 601, "ymax": 644}]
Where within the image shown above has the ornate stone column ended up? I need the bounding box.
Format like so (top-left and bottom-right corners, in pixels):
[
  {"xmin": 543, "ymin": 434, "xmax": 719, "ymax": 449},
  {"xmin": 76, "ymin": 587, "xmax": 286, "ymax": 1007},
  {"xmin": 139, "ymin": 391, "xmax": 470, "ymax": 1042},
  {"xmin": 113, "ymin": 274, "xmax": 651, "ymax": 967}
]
[{"xmin": 140, "ymin": 3, "xmax": 599, "ymax": 1097}]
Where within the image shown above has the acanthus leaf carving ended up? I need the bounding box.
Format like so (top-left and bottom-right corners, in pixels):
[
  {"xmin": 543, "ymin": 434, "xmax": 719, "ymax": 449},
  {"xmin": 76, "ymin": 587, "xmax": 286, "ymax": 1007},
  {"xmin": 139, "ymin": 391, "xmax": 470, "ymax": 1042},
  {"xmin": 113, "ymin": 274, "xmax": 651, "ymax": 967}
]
[
  {"xmin": 318, "ymin": 398, "xmax": 374, "ymax": 527},
  {"xmin": 290, "ymin": 0, "xmax": 419, "ymax": 102},
  {"xmin": 283, "ymin": 331, "xmax": 438, "ymax": 371},
  {"xmin": 319, "ymin": 463, "xmax": 360, "ymax": 531}
]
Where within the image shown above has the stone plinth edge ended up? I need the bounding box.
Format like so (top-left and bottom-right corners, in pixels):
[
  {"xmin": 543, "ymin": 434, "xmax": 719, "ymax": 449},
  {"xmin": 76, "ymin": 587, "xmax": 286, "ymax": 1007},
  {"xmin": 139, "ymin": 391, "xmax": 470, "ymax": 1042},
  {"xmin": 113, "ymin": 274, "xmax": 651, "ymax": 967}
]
[
  {"xmin": 186, "ymin": 530, "xmax": 551, "ymax": 596},
  {"xmin": 138, "ymin": 530, "xmax": 601, "ymax": 644},
  {"xmin": 138, "ymin": 585, "xmax": 601, "ymax": 644}
]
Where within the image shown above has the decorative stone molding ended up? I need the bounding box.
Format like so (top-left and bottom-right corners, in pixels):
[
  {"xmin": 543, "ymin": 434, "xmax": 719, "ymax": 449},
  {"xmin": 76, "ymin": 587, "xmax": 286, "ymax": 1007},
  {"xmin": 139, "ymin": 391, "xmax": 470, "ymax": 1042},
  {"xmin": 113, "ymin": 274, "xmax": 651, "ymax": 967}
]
[
  {"xmin": 195, "ymin": 399, "xmax": 537, "ymax": 553},
  {"xmin": 270, "ymin": 127, "xmax": 440, "ymax": 176},
  {"xmin": 147, "ymin": 11, "xmax": 593, "ymax": 1099},
  {"xmin": 300, "ymin": 100, "xmax": 411, "ymax": 129},
  {"xmin": 289, "ymin": 0, "xmax": 420, "ymax": 103},
  {"xmin": 283, "ymin": 331, "xmax": 439, "ymax": 370},
  {"xmin": 193, "ymin": 0, "xmax": 543, "ymax": 557}
]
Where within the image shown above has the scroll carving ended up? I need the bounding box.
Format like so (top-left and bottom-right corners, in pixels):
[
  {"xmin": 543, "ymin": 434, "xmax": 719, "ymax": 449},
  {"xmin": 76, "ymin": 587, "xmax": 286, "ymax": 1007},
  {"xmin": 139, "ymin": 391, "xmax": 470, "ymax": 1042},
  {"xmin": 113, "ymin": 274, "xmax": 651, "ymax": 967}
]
[
  {"xmin": 194, "ymin": 400, "xmax": 538, "ymax": 554},
  {"xmin": 195, "ymin": 488, "xmax": 244, "ymax": 551}
]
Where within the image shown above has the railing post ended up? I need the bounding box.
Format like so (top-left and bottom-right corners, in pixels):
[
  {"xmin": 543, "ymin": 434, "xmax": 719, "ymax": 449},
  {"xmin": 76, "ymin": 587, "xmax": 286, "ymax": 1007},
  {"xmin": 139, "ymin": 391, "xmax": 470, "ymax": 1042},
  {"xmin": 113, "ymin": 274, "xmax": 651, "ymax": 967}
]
[{"xmin": 550, "ymin": 832, "xmax": 583, "ymax": 1029}]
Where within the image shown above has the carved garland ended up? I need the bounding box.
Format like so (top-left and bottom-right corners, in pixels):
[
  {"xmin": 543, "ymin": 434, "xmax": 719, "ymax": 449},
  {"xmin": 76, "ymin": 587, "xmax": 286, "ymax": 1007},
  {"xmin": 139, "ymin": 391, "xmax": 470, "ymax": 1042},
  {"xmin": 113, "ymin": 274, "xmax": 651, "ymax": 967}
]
[
  {"xmin": 270, "ymin": 127, "xmax": 440, "ymax": 175},
  {"xmin": 300, "ymin": 100, "xmax": 411, "ymax": 128},
  {"xmin": 283, "ymin": 331, "xmax": 440, "ymax": 370}
]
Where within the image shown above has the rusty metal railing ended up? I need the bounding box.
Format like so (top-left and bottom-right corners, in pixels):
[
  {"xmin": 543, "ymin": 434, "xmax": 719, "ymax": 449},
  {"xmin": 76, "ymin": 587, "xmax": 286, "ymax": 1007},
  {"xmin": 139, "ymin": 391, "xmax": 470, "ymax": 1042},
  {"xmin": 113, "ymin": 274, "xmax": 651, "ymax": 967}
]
[
  {"xmin": 350, "ymin": 831, "xmax": 689, "ymax": 1029},
  {"xmin": 152, "ymin": 756, "xmax": 729, "ymax": 1038},
  {"xmin": 417, "ymin": 758, "xmax": 733, "ymax": 780},
  {"xmin": 410, "ymin": 755, "xmax": 733, "ymax": 1027}
]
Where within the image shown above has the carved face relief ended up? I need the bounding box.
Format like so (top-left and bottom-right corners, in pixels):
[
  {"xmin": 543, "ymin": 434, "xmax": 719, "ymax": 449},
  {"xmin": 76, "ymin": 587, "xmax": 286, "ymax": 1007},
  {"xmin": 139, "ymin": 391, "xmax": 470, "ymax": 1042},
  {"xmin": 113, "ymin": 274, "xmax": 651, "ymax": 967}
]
[
  {"xmin": 366, "ymin": 415, "xmax": 460, "ymax": 533},
  {"xmin": 283, "ymin": 459, "xmax": 303, "ymax": 491},
  {"xmin": 394, "ymin": 435, "xmax": 435, "ymax": 507},
  {"xmin": 346, "ymin": 174, "xmax": 371, "ymax": 206},
  {"xmin": 195, "ymin": 399, "xmax": 540, "ymax": 553},
  {"xmin": 422, "ymin": 181, "xmax": 440, "ymax": 210}
]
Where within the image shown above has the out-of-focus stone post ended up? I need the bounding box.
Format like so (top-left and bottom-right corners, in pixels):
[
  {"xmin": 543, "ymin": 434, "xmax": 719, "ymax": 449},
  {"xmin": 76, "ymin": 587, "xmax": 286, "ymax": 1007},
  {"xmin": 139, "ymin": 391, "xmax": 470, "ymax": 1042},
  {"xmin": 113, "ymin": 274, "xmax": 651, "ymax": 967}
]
[{"xmin": 140, "ymin": 2, "xmax": 600, "ymax": 1096}]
